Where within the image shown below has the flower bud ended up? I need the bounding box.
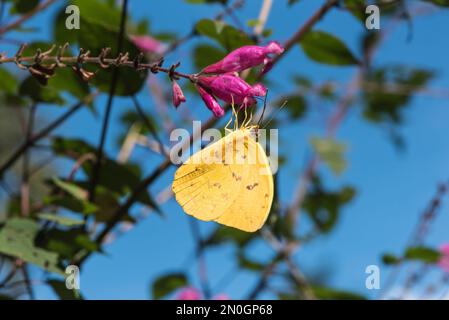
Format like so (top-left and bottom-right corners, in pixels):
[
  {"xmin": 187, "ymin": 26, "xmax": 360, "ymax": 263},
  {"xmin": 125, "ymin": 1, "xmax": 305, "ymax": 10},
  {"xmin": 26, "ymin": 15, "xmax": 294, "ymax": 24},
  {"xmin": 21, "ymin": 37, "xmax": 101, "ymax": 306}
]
[
  {"xmin": 130, "ymin": 35, "xmax": 166, "ymax": 54},
  {"xmin": 196, "ymin": 85, "xmax": 224, "ymax": 117},
  {"xmin": 198, "ymin": 75, "xmax": 265, "ymax": 106},
  {"xmin": 201, "ymin": 41, "xmax": 284, "ymax": 74},
  {"xmin": 172, "ymin": 80, "xmax": 186, "ymax": 108}
]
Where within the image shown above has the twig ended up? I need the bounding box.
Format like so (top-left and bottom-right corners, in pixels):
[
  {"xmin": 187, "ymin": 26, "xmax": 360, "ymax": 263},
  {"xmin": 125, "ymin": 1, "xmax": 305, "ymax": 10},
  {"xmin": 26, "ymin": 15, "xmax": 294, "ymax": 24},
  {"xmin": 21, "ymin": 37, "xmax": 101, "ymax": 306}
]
[
  {"xmin": 131, "ymin": 94, "xmax": 169, "ymax": 159},
  {"xmin": 0, "ymin": 50, "xmax": 193, "ymax": 80},
  {"xmin": 89, "ymin": 0, "xmax": 129, "ymax": 202},
  {"xmin": 21, "ymin": 103, "xmax": 36, "ymax": 217},
  {"xmin": 253, "ymin": 0, "xmax": 272, "ymax": 36},
  {"xmin": 188, "ymin": 217, "xmax": 211, "ymax": 299},
  {"xmin": 0, "ymin": 92, "xmax": 97, "ymax": 179},
  {"xmin": 20, "ymin": 265, "xmax": 35, "ymax": 300},
  {"xmin": 0, "ymin": 0, "xmax": 56, "ymax": 35},
  {"xmin": 261, "ymin": 0, "xmax": 339, "ymax": 76},
  {"xmin": 247, "ymin": 259, "xmax": 278, "ymax": 299},
  {"xmin": 117, "ymin": 123, "xmax": 142, "ymax": 164},
  {"xmin": 380, "ymin": 181, "xmax": 449, "ymax": 299}
]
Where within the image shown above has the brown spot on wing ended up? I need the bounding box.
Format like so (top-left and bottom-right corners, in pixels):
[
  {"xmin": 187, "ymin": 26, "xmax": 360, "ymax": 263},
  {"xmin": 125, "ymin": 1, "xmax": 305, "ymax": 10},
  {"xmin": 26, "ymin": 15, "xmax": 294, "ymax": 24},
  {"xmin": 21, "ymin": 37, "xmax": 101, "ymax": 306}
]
[
  {"xmin": 232, "ymin": 172, "xmax": 242, "ymax": 181},
  {"xmin": 246, "ymin": 183, "xmax": 259, "ymax": 190}
]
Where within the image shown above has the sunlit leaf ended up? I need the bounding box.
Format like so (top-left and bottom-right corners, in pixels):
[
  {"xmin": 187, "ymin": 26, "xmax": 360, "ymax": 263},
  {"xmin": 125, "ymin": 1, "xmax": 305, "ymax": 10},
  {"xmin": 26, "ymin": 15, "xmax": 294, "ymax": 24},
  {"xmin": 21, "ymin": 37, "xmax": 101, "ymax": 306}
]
[
  {"xmin": 38, "ymin": 213, "xmax": 85, "ymax": 227},
  {"xmin": 196, "ymin": 19, "xmax": 254, "ymax": 51},
  {"xmin": 404, "ymin": 246, "xmax": 441, "ymax": 263},
  {"xmin": 0, "ymin": 218, "xmax": 63, "ymax": 275},
  {"xmin": 310, "ymin": 137, "xmax": 347, "ymax": 175},
  {"xmin": 300, "ymin": 30, "xmax": 359, "ymax": 66}
]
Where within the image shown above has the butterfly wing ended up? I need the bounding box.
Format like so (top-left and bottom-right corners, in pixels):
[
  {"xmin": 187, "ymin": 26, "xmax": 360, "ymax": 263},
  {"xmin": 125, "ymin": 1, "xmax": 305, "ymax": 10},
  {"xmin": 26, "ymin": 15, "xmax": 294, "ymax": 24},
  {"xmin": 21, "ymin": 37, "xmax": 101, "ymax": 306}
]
[
  {"xmin": 172, "ymin": 129, "xmax": 274, "ymax": 232},
  {"xmin": 172, "ymin": 131, "xmax": 246, "ymax": 221},
  {"xmin": 213, "ymin": 130, "xmax": 274, "ymax": 232}
]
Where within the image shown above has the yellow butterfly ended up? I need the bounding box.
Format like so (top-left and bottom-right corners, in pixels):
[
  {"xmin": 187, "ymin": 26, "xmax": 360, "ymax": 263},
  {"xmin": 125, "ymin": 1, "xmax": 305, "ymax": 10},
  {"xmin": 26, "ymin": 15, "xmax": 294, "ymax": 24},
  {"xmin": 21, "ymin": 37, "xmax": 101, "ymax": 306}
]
[{"xmin": 172, "ymin": 111, "xmax": 274, "ymax": 232}]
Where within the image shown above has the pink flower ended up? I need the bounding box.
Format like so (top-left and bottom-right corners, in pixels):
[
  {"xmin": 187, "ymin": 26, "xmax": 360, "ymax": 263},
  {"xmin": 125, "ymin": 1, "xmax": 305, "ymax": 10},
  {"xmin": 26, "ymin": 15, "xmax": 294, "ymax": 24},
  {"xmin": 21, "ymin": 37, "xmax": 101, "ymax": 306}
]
[
  {"xmin": 196, "ymin": 85, "xmax": 225, "ymax": 118},
  {"xmin": 176, "ymin": 287, "xmax": 202, "ymax": 300},
  {"xmin": 172, "ymin": 81, "xmax": 186, "ymax": 108},
  {"xmin": 438, "ymin": 243, "xmax": 449, "ymax": 273},
  {"xmin": 174, "ymin": 287, "xmax": 230, "ymax": 300},
  {"xmin": 198, "ymin": 74, "xmax": 266, "ymax": 106},
  {"xmin": 130, "ymin": 35, "xmax": 166, "ymax": 54},
  {"xmin": 201, "ymin": 41, "xmax": 284, "ymax": 74}
]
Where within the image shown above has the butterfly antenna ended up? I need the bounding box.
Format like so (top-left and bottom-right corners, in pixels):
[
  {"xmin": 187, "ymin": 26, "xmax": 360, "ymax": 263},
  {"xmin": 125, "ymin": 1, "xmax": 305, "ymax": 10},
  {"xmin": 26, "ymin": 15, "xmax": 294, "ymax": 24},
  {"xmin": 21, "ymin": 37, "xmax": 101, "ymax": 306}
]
[
  {"xmin": 242, "ymin": 104, "xmax": 248, "ymax": 129},
  {"xmin": 257, "ymin": 89, "xmax": 268, "ymax": 127},
  {"xmin": 245, "ymin": 109, "xmax": 253, "ymax": 128},
  {"xmin": 231, "ymin": 95, "xmax": 239, "ymax": 131},
  {"xmin": 224, "ymin": 105, "xmax": 233, "ymax": 133},
  {"xmin": 262, "ymin": 99, "xmax": 287, "ymax": 129}
]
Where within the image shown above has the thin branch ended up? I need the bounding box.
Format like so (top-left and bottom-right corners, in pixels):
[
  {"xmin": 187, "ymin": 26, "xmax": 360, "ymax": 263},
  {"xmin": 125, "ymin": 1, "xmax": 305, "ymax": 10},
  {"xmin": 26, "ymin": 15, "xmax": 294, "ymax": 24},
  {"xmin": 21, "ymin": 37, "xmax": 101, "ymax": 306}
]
[
  {"xmin": 20, "ymin": 265, "xmax": 35, "ymax": 300},
  {"xmin": 89, "ymin": 0, "xmax": 129, "ymax": 202},
  {"xmin": 380, "ymin": 180, "xmax": 449, "ymax": 299},
  {"xmin": 131, "ymin": 94, "xmax": 169, "ymax": 159},
  {"xmin": 0, "ymin": 50, "xmax": 193, "ymax": 80},
  {"xmin": 253, "ymin": 0, "xmax": 273, "ymax": 36},
  {"xmin": 260, "ymin": 0, "xmax": 339, "ymax": 77},
  {"xmin": 21, "ymin": 103, "xmax": 36, "ymax": 217},
  {"xmin": 0, "ymin": 0, "xmax": 56, "ymax": 35},
  {"xmin": 247, "ymin": 259, "xmax": 278, "ymax": 299},
  {"xmin": 0, "ymin": 92, "xmax": 98, "ymax": 179},
  {"xmin": 188, "ymin": 217, "xmax": 211, "ymax": 299}
]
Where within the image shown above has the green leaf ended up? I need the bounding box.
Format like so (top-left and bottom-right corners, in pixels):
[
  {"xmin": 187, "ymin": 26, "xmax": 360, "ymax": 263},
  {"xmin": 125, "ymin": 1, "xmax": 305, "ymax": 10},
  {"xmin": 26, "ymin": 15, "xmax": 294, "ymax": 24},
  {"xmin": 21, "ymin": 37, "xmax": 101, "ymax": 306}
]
[
  {"xmin": 382, "ymin": 253, "xmax": 401, "ymax": 265},
  {"xmin": 19, "ymin": 76, "xmax": 65, "ymax": 105},
  {"xmin": 53, "ymin": 3, "xmax": 147, "ymax": 96},
  {"xmin": 196, "ymin": 19, "xmax": 254, "ymax": 51},
  {"xmin": 38, "ymin": 228, "xmax": 99, "ymax": 260},
  {"xmin": 92, "ymin": 186, "xmax": 134, "ymax": 223},
  {"xmin": 47, "ymin": 67, "xmax": 90, "ymax": 101},
  {"xmin": 52, "ymin": 177, "xmax": 88, "ymax": 201},
  {"xmin": 363, "ymin": 66, "xmax": 434, "ymax": 124},
  {"xmin": 44, "ymin": 194, "xmax": 98, "ymax": 215},
  {"xmin": 303, "ymin": 177, "xmax": 355, "ymax": 233},
  {"xmin": 310, "ymin": 137, "xmax": 347, "ymax": 175},
  {"xmin": 283, "ymin": 95, "xmax": 307, "ymax": 119},
  {"xmin": 0, "ymin": 218, "xmax": 63, "ymax": 275},
  {"xmin": 300, "ymin": 30, "xmax": 359, "ymax": 66},
  {"xmin": 52, "ymin": 137, "xmax": 96, "ymax": 158},
  {"xmin": 0, "ymin": 67, "xmax": 18, "ymax": 95},
  {"xmin": 152, "ymin": 273, "xmax": 188, "ymax": 300},
  {"xmin": 193, "ymin": 44, "xmax": 226, "ymax": 70},
  {"xmin": 404, "ymin": 246, "xmax": 441, "ymax": 263},
  {"xmin": 38, "ymin": 213, "xmax": 85, "ymax": 227},
  {"xmin": 71, "ymin": 0, "xmax": 122, "ymax": 32},
  {"xmin": 47, "ymin": 279, "xmax": 83, "ymax": 300},
  {"xmin": 10, "ymin": 0, "xmax": 39, "ymax": 14},
  {"xmin": 51, "ymin": 137, "xmax": 159, "ymax": 211},
  {"xmin": 343, "ymin": 0, "xmax": 367, "ymax": 21}
]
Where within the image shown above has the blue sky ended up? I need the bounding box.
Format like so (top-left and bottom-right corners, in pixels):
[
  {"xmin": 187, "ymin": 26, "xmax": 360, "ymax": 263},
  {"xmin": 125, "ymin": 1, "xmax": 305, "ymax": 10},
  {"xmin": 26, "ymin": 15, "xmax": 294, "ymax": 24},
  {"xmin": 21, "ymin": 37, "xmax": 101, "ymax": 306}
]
[{"xmin": 3, "ymin": 0, "xmax": 449, "ymax": 299}]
